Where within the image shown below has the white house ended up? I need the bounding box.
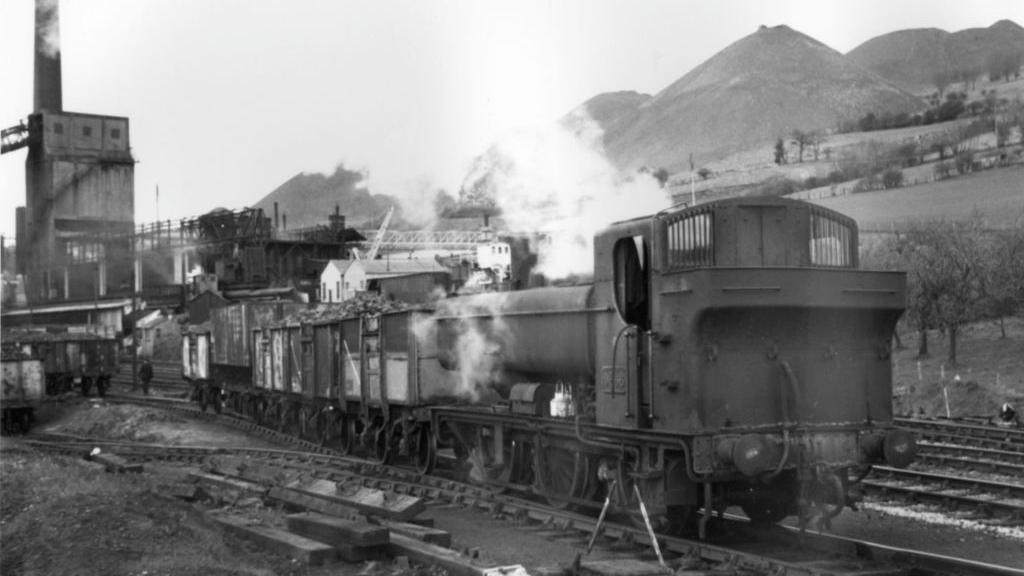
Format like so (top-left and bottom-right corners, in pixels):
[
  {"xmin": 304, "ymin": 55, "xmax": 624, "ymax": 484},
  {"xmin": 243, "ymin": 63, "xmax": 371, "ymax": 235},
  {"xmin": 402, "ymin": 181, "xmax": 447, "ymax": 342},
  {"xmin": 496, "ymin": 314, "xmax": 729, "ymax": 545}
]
[
  {"xmin": 476, "ymin": 241, "xmax": 511, "ymax": 280},
  {"xmin": 320, "ymin": 258, "xmax": 449, "ymax": 303},
  {"xmin": 319, "ymin": 259, "xmax": 354, "ymax": 303}
]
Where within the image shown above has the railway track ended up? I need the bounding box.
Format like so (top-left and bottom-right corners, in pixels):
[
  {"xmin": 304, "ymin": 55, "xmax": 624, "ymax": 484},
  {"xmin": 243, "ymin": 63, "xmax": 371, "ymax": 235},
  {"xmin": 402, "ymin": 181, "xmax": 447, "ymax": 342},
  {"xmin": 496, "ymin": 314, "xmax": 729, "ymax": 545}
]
[
  {"xmin": 27, "ymin": 393, "xmax": 1020, "ymax": 576},
  {"xmin": 898, "ymin": 418, "xmax": 1024, "ymax": 453},
  {"xmin": 865, "ymin": 465, "xmax": 1024, "ymax": 521},
  {"xmin": 915, "ymin": 441, "xmax": 1024, "ymax": 476}
]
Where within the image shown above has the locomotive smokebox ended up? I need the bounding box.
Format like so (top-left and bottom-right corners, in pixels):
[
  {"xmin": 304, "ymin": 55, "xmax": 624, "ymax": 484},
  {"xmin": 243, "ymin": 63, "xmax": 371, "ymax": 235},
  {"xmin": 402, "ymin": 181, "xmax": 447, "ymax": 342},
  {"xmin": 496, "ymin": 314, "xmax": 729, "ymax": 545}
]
[
  {"xmin": 435, "ymin": 285, "xmax": 599, "ymax": 381},
  {"xmin": 34, "ymin": 0, "xmax": 63, "ymax": 113}
]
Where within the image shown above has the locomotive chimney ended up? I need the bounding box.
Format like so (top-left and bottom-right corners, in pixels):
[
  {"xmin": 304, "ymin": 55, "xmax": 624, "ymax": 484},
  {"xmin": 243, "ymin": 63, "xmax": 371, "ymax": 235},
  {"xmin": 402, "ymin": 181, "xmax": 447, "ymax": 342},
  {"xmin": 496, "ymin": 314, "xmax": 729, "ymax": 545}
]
[
  {"xmin": 274, "ymin": 202, "xmax": 280, "ymax": 229},
  {"xmin": 34, "ymin": 0, "xmax": 63, "ymax": 113}
]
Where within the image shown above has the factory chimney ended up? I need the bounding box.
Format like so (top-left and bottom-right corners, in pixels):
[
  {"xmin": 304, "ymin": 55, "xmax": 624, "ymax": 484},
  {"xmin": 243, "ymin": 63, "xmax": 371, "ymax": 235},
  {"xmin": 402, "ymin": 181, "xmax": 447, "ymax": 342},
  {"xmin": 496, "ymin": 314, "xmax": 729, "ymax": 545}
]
[{"xmin": 34, "ymin": 0, "xmax": 63, "ymax": 112}]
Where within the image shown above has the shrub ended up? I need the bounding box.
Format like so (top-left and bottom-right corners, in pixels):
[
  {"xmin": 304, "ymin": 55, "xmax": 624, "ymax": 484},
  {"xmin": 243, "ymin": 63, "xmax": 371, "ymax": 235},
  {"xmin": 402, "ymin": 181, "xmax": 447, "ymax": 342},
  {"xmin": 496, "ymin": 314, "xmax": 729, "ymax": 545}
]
[
  {"xmin": 934, "ymin": 160, "xmax": 954, "ymax": 180},
  {"xmin": 882, "ymin": 168, "xmax": 904, "ymax": 189},
  {"xmin": 955, "ymin": 152, "xmax": 975, "ymax": 175}
]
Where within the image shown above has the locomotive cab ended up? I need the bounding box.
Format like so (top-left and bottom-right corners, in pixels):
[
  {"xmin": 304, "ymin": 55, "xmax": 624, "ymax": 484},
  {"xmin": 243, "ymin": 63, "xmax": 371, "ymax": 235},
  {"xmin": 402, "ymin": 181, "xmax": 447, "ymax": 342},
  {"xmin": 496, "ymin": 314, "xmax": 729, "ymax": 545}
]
[{"xmin": 594, "ymin": 196, "xmax": 913, "ymax": 525}]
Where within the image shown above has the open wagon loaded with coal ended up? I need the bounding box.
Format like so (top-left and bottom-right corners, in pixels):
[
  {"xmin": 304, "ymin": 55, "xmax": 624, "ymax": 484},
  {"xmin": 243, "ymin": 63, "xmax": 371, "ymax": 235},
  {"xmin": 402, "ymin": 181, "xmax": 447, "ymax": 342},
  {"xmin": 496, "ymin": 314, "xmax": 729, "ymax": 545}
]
[
  {"xmin": 3, "ymin": 330, "xmax": 118, "ymax": 398},
  {"xmin": 1, "ymin": 341, "xmax": 44, "ymax": 433},
  {"xmin": 185, "ymin": 196, "xmax": 918, "ymax": 536}
]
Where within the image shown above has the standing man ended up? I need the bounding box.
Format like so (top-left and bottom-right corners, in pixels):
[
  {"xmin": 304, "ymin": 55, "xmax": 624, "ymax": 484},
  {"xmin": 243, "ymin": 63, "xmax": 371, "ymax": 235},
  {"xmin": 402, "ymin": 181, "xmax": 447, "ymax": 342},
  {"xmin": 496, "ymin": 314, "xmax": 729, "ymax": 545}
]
[{"xmin": 138, "ymin": 359, "xmax": 153, "ymax": 395}]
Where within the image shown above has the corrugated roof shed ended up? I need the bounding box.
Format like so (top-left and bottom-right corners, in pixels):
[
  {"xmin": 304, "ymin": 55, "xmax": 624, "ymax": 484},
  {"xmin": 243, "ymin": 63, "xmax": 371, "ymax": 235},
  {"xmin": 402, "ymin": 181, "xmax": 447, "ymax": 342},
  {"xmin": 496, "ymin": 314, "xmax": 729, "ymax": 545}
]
[{"xmin": 358, "ymin": 259, "xmax": 448, "ymax": 278}]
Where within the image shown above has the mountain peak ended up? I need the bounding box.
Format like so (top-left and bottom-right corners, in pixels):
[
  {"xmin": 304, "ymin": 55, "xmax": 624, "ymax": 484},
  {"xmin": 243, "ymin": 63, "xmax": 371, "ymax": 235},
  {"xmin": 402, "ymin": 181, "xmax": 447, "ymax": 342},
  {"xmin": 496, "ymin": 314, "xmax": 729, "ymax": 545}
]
[
  {"xmin": 848, "ymin": 19, "xmax": 1024, "ymax": 91},
  {"xmin": 991, "ymin": 19, "xmax": 1024, "ymax": 32},
  {"xmin": 572, "ymin": 23, "xmax": 922, "ymax": 171}
]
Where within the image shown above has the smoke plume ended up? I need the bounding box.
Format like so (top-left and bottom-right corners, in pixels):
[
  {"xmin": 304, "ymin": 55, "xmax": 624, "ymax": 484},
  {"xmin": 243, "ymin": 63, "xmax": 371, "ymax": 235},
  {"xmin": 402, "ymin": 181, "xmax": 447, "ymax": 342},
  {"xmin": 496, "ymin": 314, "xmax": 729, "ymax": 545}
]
[
  {"xmin": 414, "ymin": 292, "xmax": 510, "ymax": 402},
  {"xmin": 459, "ymin": 111, "xmax": 672, "ymax": 278},
  {"xmin": 36, "ymin": 0, "xmax": 61, "ymax": 58}
]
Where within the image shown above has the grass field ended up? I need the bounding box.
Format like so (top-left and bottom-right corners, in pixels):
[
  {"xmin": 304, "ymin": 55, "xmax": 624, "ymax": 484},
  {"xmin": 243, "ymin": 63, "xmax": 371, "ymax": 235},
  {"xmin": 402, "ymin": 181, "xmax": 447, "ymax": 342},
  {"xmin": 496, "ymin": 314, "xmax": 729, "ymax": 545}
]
[
  {"xmin": 810, "ymin": 164, "xmax": 1024, "ymax": 229},
  {"xmin": 892, "ymin": 317, "xmax": 1024, "ymax": 418}
]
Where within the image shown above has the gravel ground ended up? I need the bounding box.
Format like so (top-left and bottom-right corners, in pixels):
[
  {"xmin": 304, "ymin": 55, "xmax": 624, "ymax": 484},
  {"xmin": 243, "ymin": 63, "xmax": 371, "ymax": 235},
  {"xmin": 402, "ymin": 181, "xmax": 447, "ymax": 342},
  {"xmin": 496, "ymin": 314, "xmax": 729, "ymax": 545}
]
[
  {"xmin": 421, "ymin": 502, "xmax": 1024, "ymax": 573},
  {"xmin": 9, "ymin": 400, "xmax": 1022, "ymax": 574}
]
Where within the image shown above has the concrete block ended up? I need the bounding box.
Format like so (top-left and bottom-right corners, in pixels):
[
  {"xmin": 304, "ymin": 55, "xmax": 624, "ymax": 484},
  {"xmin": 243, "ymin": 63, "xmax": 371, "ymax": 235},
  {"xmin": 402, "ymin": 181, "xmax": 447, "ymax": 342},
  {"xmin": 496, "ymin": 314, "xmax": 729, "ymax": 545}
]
[
  {"xmin": 380, "ymin": 519, "xmax": 451, "ymax": 546},
  {"xmin": 288, "ymin": 477, "xmax": 425, "ymax": 520},
  {"xmin": 335, "ymin": 542, "xmax": 387, "ymax": 563}
]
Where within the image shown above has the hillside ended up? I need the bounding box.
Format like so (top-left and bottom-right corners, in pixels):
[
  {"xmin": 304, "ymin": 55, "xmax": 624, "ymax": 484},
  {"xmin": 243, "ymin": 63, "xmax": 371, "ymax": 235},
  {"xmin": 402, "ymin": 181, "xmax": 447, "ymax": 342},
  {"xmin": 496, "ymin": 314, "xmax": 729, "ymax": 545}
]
[
  {"xmin": 571, "ymin": 25, "xmax": 924, "ymax": 172},
  {"xmin": 252, "ymin": 164, "xmax": 397, "ymax": 230},
  {"xmin": 847, "ymin": 20, "xmax": 1024, "ymax": 92}
]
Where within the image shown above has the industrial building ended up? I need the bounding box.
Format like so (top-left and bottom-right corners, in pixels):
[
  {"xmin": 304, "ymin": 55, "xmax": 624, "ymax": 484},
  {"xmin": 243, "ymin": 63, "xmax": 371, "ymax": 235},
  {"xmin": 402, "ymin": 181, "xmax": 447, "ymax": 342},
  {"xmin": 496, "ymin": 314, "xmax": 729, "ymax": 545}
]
[{"xmin": 3, "ymin": 1, "xmax": 135, "ymax": 305}]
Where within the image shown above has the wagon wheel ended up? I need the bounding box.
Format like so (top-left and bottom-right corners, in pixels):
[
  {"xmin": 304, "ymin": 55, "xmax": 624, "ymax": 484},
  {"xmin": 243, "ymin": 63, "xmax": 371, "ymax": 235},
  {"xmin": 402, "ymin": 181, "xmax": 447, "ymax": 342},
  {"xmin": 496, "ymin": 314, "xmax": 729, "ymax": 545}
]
[
  {"xmin": 413, "ymin": 424, "xmax": 437, "ymax": 475},
  {"xmin": 212, "ymin": 388, "xmax": 223, "ymax": 414},
  {"xmin": 534, "ymin": 443, "xmax": 588, "ymax": 509},
  {"xmin": 13, "ymin": 410, "xmax": 32, "ymax": 434},
  {"xmin": 283, "ymin": 403, "xmax": 301, "ymax": 436},
  {"xmin": 373, "ymin": 425, "xmax": 392, "ymax": 464},
  {"xmin": 298, "ymin": 406, "xmax": 315, "ymax": 441}
]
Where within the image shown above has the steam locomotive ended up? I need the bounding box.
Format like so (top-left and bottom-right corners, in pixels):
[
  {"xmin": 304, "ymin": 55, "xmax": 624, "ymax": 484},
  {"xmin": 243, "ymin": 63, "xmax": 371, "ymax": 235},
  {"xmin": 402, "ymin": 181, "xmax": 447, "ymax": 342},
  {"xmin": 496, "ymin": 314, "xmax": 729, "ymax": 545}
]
[{"xmin": 183, "ymin": 196, "xmax": 915, "ymax": 533}]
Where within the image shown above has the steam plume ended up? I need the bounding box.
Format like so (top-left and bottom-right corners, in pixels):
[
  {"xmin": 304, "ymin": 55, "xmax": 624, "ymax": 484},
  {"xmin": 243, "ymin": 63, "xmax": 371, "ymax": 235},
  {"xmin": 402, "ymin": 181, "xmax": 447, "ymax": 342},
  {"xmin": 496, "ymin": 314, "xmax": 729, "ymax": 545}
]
[{"xmin": 459, "ymin": 111, "xmax": 671, "ymax": 278}]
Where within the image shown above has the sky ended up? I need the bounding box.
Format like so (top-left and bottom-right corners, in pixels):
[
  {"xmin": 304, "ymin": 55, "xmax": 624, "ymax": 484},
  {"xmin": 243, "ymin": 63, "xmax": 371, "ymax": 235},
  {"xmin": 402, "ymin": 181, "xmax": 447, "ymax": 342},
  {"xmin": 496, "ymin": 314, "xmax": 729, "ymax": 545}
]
[{"xmin": 1, "ymin": 0, "xmax": 1021, "ymax": 239}]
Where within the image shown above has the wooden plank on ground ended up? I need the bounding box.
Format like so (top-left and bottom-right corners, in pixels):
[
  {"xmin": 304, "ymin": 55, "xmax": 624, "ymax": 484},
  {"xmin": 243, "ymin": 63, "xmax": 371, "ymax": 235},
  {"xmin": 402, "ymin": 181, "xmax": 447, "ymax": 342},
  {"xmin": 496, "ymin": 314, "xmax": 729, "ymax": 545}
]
[
  {"xmin": 285, "ymin": 512, "xmax": 389, "ymax": 547},
  {"xmin": 267, "ymin": 486, "xmax": 364, "ymax": 519},
  {"xmin": 287, "ymin": 478, "xmax": 425, "ymax": 520},
  {"xmin": 207, "ymin": 456, "xmax": 297, "ymax": 485},
  {"xmin": 189, "ymin": 472, "xmax": 268, "ymax": 496},
  {"xmin": 580, "ymin": 559, "xmax": 671, "ymax": 576},
  {"xmin": 210, "ymin": 514, "xmax": 336, "ymax": 566},
  {"xmin": 87, "ymin": 452, "xmax": 143, "ymax": 473},
  {"xmin": 387, "ymin": 532, "xmax": 523, "ymax": 576},
  {"xmin": 380, "ymin": 519, "xmax": 451, "ymax": 547}
]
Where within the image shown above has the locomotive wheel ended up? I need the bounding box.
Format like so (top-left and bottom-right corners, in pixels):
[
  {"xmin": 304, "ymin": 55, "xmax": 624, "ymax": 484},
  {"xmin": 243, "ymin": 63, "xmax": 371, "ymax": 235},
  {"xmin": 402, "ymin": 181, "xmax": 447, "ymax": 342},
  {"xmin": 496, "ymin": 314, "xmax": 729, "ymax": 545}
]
[
  {"xmin": 534, "ymin": 444, "xmax": 587, "ymax": 509},
  {"xmin": 414, "ymin": 425, "xmax": 436, "ymax": 475}
]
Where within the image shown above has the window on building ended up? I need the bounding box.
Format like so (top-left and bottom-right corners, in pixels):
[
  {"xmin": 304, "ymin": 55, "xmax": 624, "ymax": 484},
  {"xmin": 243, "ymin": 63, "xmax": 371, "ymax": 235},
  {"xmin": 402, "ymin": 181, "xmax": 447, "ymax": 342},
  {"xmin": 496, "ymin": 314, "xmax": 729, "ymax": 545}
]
[
  {"xmin": 111, "ymin": 128, "xmax": 121, "ymax": 139},
  {"xmin": 83, "ymin": 126, "xmax": 92, "ymax": 137},
  {"xmin": 53, "ymin": 122, "xmax": 63, "ymax": 135}
]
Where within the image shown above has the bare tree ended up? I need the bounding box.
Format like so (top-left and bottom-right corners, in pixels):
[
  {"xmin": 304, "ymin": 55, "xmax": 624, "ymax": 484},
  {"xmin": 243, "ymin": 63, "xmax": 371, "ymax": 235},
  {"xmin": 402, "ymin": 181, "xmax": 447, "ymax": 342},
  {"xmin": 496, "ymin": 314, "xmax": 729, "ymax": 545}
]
[
  {"xmin": 980, "ymin": 217, "xmax": 1024, "ymax": 338},
  {"xmin": 791, "ymin": 130, "xmax": 813, "ymax": 163},
  {"xmin": 808, "ymin": 130, "xmax": 827, "ymax": 161},
  {"xmin": 895, "ymin": 217, "xmax": 990, "ymax": 366},
  {"xmin": 773, "ymin": 138, "xmax": 787, "ymax": 165}
]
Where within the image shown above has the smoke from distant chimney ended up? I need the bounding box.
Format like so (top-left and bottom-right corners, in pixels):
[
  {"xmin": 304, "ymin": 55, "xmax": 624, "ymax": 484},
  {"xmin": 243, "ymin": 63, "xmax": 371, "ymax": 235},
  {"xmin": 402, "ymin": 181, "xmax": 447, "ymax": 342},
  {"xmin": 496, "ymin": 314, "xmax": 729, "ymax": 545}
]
[{"xmin": 34, "ymin": 0, "xmax": 63, "ymax": 112}]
